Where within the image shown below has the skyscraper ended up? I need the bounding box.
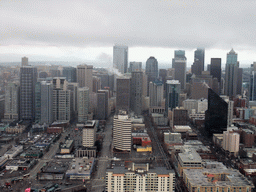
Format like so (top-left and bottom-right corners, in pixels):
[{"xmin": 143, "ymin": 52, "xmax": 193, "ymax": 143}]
[
  {"xmin": 113, "ymin": 111, "xmax": 131, "ymax": 152},
  {"xmin": 145, "ymin": 57, "xmax": 158, "ymax": 87},
  {"xmin": 20, "ymin": 66, "xmax": 38, "ymax": 121},
  {"xmin": 130, "ymin": 71, "xmax": 143, "ymax": 115},
  {"xmin": 4, "ymin": 82, "xmax": 19, "ymax": 121},
  {"xmin": 149, "ymin": 80, "xmax": 164, "ymax": 107},
  {"xmin": 194, "ymin": 48, "xmax": 205, "ymax": 71},
  {"xmin": 78, "ymin": 87, "xmax": 89, "ymax": 123},
  {"xmin": 172, "ymin": 50, "xmax": 186, "ymax": 90},
  {"xmin": 21, "ymin": 57, "xmax": 28, "ymax": 67},
  {"xmin": 205, "ymin": 88, "xmax": 228, "ymax": 137},
  {"xmin": 113, "ymin": 45, "xmax": 128, "ymax": 74},
  {"xmin": 129, "ymin": 62, "xmax": 142, "ymax": 72},
  {"xmin": 77, "ymin": 64, "xmax": 93, "ymax": 93},
  {"xmin": 225, "ymin": 49, "xmax": 239, "ymax": 97},
  {"xmin": 116, "ymin": 77, "xmax": 131, "ymax": 112},
  {"xmin": 165, "ymin": 80, "xmax": 181, "ymax": 113},
  {"xmin": 97, "ymin": 89, "xmax": 109, "ymax": 120},
  {"xmin": 210, "ymin": 58, "xmax": 221, "ymax": 83},
  {"xmin": 52, "ymin": 77, "xmax": 71, "ymax": 121},
  {"xmin": 62, "ymin": 66, "xmax": 77, "ymax": 83},
  {"xmin": 250, "ymin": 62, "xmax": 256, "ymax": 101}
]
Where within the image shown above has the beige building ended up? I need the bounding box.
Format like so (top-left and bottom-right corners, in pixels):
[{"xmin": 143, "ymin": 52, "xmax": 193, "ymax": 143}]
[
  {"xmin": 77, "ymin": 64, "xmax": 93, "ymax": 93},
  {"xmin": 82, "ymin": 121, "xmax": 96, "ymax": 147},
  {"xmin": 106, "ymin": 163, "xmax": 175, "ymax": 192},
  {"xmin": 223, "ymin": 131, "xmax": 240, "ymax": 154},
  {"xmin": 77, "ymin": 87, "xmax": 89, "ymax": 123}
]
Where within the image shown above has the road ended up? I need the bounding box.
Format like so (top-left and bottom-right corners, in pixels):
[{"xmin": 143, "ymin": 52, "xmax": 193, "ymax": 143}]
[{"xmin": 91, "ymin": 115, "xmax": 113, "ymax": 192}]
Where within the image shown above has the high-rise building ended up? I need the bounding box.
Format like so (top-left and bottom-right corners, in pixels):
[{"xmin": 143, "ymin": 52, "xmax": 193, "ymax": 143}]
[
  {"xmin": 97, "ymin": 89, "xmax": 109, "ymax": 120},
  {"xmin": 194, "ymin": 48, "xmax": 205, "ymax": 71},
  {"xmin": 130, "ymin": 71, "xmax": 143, "ymax": 115},
  {"xmin": 159, "ymin": 69, "xmax": 167, "ymax": 85},
  {"xmin": 4, "ymin": 82, "xmax": 19, "ymax": 121},
  {"xmin": 21, "ymin": 57, "xmax": 28, "ymax": 67},
  {"xmin": 20, "ymin": 66, "xmax": 38, "ymax": 121},
  {"xmin": 210, "ymin": 58, "xmax": 221, "ymax": 83},
  {"xmin": 165, "ymin": 80, "xmax": 180, "ymax": 113},
  {"xmin": 145, "ymin": 57, "xmax": 158, "ymax": 92},
  {"xmin": 149, "ymin": 80, "xmax": 164, "ymax": 107},
  {"xmin": 225, "ymin": 49, "xmax": 239, "ymax": 97},
  {"xmin": 129, "ymin": 62, "xmax": 142, "ymax": 72},
  {"xmin": 223, "ymin": 131, "xmax": 240, "ymax": 153},
  {"xmin": 52, "ymin": 77, "xmax": 71, "ymax": 121},
  {"xmin": 68, "ymin": 83, "xmax": 79, "ymax": 119},
  {"xmin": 92, "ymin": 76, "xmax": 101, "ymax": 93},
  {"xmin": 250, "ymin": 62, "xmax": 256, "ymax": 101},
  {"xmin": 77, "ymin": 64, "xmax": 93, "ymax": 93},
  {"xmin": 113, "ymin": 111, "xmax": 131, "ymax": 151},
  {"xmin": 205, "ymin": 88, "xmax": 228, "ymax": 136},
  {"xmin": 113, "ymin": 45, "xmax": 128, "ymax": 74},
  {"xmin": 172, "ymin": 51, "xmax": 186, "ymax": 90},
  {"xmin": 106, "ymin": 163, "xmax": 175, "ymax": 192},
  {"xmin": 35, "ymin": 81, "xmax": 53, "ymax": 124},
  {"xmin": 78, "ymin": 87, "xmax": 89, "ymax": 123},
  {"xmin": 116, "ymin": 77, "xmax": 131, "ymax": 112},
  {"xmin": 82, "ymin": 121, "xmax": 96, "ymax": 147},
  {"xmin": 62, "ymin": 66, "xmax": 77, "ymax": 83},
  {"xmin": 191, "ymin": 59, "xmax": 203, "ymax": 76}
]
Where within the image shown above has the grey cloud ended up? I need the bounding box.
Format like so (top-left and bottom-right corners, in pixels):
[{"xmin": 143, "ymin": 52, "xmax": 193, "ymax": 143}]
[{"xmin": 1, "ymin": 0, "xmax": 256, "ymax": 49}]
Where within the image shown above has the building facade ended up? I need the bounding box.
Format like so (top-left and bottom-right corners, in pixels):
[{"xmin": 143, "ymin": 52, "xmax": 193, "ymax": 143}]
[
  {"xmin": 113, "ymin": 45, "xmax": 128, "ymax": 74},
  {"xmin": 78, "ymin": 87, "xmax": 89, "ymax": 123},
  {"xmin": 172, "ymin": 50, "xmax": 186, "ymax": 90},
  {"xmin": 77, "ymin": 64, "xmax": 93, "ymax": 93},
  {"xmin": 165, "ymin": 80, "xmax": 181, "ymax": 113},
  {"xmin": 130, "ymin": 71, "xmax": 143, "ymax": 115},
  {"xmin": 82, "ymin": 121, "xmax": 96, "ymax": 147},
  {"xmin": 4, "ymin": 82, "xmax": 19, "ymax": 121},
  {"xmin": 116, "ymin": 77, "xmax": 131, "ymax": 112}
]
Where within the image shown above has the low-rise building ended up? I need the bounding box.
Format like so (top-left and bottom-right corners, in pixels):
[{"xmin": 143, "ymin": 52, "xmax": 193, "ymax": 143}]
[
  {"xmin": 66, "ymin": 157, "xmax": 95, "ymax": 180},
  {"xmin": 60, "ymin": 139, "xmax": 74, "ymax": 154},
  {"xmin": 5, "ymin": 159, "xmax": 36, "ymax": 171},
  {"xmin": 4, "ymin": 145, "xmax": 23, "ymax": 159}
]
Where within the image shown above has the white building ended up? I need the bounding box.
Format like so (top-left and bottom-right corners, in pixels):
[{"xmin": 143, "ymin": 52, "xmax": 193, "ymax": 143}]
[
  {"xmin": 113, "ymin": 45, "xmax": 128, "ymax": 74},
  {"xmin": 82, "ymin": 121, "xmax": 96, "ymax": 147},
  {"xmin": 78, "ymin": 87, "xmax": 89, "ymax": 123},
  {"xmin": 113, "ymin": 111, "xmax": 132, "ymax": 151},
  {"xmin": 4, "ymin": 82, "xmax": 19, "ymax": 121},
  {"xmin": 106, "ymin": 163, "xmax": 175, "ymax": 192},
  {"xmin": 223, "ymin": 131, "xmax": 240, "ymax": 153},
  {"xmin": 77, "ymin": 64, "xmax": 93, "ymax": 93}
]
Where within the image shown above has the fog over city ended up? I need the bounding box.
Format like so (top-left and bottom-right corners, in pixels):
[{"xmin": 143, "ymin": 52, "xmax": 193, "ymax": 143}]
[{"xmin": 1, "ymin": 0, "xmax": 256, "ymax": 66}]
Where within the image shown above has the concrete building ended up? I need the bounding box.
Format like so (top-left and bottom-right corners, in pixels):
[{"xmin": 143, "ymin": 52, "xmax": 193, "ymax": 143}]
[
  {"xmin": 82, "ymin": 121, "xmax": 96, "ymax": 147},
  {"xmin": 52, "ymin": 77, "xmax": 71, "ymax": 121},
  {"xmin": 60, "ymin": 139, "xmax": 74, "ymax": 154},
  {"xmin": 172, "ymin": 108, "xmax": 188, "ymax": 127},
  {"xmin": 68, "ymin": 82, "xmax": 79, "ymax": 119},
  {"xmin": 78, "ymin": 87, "xmax": 89, "ymax": 123},
  {"xmin": 129, "ymin": 61, "xmax": 142, "ymax": 72},
  {"xmin": 77, "ymin": 64, "xmax": 93, "ymax": 93},
  {"xmin": 194, "ymin": 48, "xmax": 205, "ymax": 72},
  {"xmin": 62, "ymin": 66, "xmax": 77, "ymax": 83},
  {"xmin": 165, "ymin": 80, "xmax": 181, "ymax": 113},
  {"xmin": 20, "ymin": 66, "xmax": 38, "ymax": 121},
  {"xmin": 149, "ymin": 80, "xmax": 164, "ymax": 107},
  {"xmin": 223, "ymin": 131, "xmax": 240, "ymax": 154},
  {"xmin": 92, "ymin": 76, "xmax": 101, "ymax": 93},
  {"xmin": 113, "ymin": 111, "xmax": 132, "ymax": 152},
  {"xmin": 131, "ymin": 71, "xmax": 143, "ymax": 115},
  {"xmin": 4, "ymin": 82, "xmax": 19, "ymax": 121},
  {"xmin": 21, "ymin": 56, "xmax": 28, "ymax": 66},
  {"xmin": 164, "ymin": 132, "xmax": 182, "ymax": 144},
  {"xmin": 106, "ymin": 162, "xmax": 175, "ymax": 192},
  {"xmin": 172, "ymin": 50, "xmax": 186, "ymax": 90},
  {"xmin": 145, "ymin": 57, "xmax": 158, "ymax": 91},
  {"xmin": 113, "ymin": 45, "xmax": 128, "ymax": 74},
  {"xmin": 116, "ymin": 77, "xmax": 131, "ymax": 112}
]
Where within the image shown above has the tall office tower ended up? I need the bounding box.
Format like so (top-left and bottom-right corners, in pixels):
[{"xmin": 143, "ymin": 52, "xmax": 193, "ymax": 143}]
[
  {"xmin": 205, "ymin": 88, "xmax": 228, "ymax": 137},
  {"xmin": 116, "ymin": 77, "xmax": 131, "ymax": 112},
  {"xmin": 62, "ymin": 66, "xmax": 77, "ymax": 83},
  {"xmin": 159, "ymin": 69, "xmax": 167, "ymax": 85},
  {"xmin": 77, "ymin": 64, "xmax": 93, "ymax": 93},
  {"xmin": 172, "ymin": 50, "xmax": 186, "ymax": 90},
  {"xmin": 223, "ymin": 131, "xmax": 240, "ymax": 153},
  {"xmin": 149, "ymin": 80, "xmax": 164, "ymax": 107},
  {"xmin": 21, "ymin": 57, "xmax": 28, "ymax": 66},
  {"xmin": 20, "ymin": 66, "xmax": 38, "ymax": 121},
  {"xmin": 78, "ymin": 87, "xmax": 89, "ymax": 123},
  {"xmin": 172, "ymin": 108, "xmax": 188, "ymax": 126},
  {"xmin": 194, "ymin": 48, "xmax": 205, "ymax": 71},
  {"xmin": 113, "ymin": 45, "xmax": 128, "ymax": 74},
  {"xmin": 250, "ymin": 62, "xmax": 256, "ymax": 101},
  {"xmin": 129, "ymin": 62, "xmax": 142, "ymax": 72},
  {"xmin": 82, "ymin": 121, "xmax": 96, "ymax": 147},
  {"xmin": 165, "ymin": 80, "xmax": 181, "ymax": 113},
  {"xmin": 191, "ymin": 59, "xmax": 203, "ymax": 75},
  {"xmin": 49, "ymin": 69, "xmax": 61, "ymax": 77},
  {"xmin": 113, "ymin": 111, "xmax": 132, "ymax": 151},
  {"xmin": 35, "ymin": 81, "xmax": 53, "ymax": 124},
  {"xmin": 145, "ymin": 57, "xmax": 158, "ymax": 88},
  {"xmin": 210, "ymin": 58, "xmax": 221, "ymax": 83},
  {"xmin": 92, "ymin": 76, "xmax": 101, "ymax": 93},
  {"xmin": 52, "ymin": 77, "xmax": 71, "ymax": 121},
  {"xmin": 68, "ymin": 83, "xmax": 79, "ymax": 119},
  {"xmin": 225, "ymin": 49, "xmax": 239, "ymax": 97},
  {"xmin": 4, "ymin": 82, "xmax": 19, "ymax": 121},
  {"xmin": 221, "ymin": 96, "xmax": 234, "ymax": 128},
  {"xmin": 130, "ymin": 71, "xmax": 143, "ymax": 115},
  {"xmin": 237, "ymin": 68, "xmax": 243, "ymax": 95},
  {"xmin": 96, "ymin": 90, "xmax": 109, "ymax": 120}
]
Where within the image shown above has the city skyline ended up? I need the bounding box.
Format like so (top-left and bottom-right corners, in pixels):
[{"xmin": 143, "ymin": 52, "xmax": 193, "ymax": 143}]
[{"xmin": 1, "ymin": 0, "xmax": 256, "ymax": 66}]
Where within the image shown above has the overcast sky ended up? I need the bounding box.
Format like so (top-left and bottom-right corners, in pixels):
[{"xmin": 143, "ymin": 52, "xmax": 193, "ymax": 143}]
[{"xmin": 1, "ymin": 0, "xmax": 256, "ymax": 67}]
